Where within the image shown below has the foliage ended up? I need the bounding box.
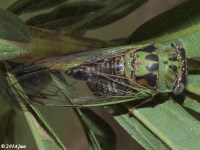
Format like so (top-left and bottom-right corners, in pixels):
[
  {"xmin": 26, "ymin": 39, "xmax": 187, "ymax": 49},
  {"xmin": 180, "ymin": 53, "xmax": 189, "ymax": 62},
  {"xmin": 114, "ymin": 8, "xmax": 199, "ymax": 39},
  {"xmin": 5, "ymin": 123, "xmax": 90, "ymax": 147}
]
[{"xmin": 0, "ymin": 0, "xmax": 200, "ymax": 150}]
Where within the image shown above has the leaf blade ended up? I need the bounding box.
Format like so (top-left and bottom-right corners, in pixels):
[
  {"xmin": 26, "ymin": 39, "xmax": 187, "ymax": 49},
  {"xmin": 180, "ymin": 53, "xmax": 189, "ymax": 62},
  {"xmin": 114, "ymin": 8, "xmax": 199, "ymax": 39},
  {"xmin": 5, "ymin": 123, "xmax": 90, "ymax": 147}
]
[
  {"xmin": 0, "ymin": 8, "xmax": 31, "ymax": 60},
  {"xmin": 113, "ymin": 105, "xmax": 170, "ymax": 150},
  {"xmin": 7, "ymin": 72, "xmax": 67, "ymax": 150},
  {"xmin": 186, "ymin": 75, "xmax": 200, "ymax": 96},
  {"xmin": 7, "ymin": 0, "xmax": 69, "ymax": 15},
  {"xmin": 26, "ymin": 1, "xmax": 105, "ymax": 29},
  {"xmin": 126, "ymin": 0, "xmax": 200, "ymax": 58},
  {"xmin": 129, "ymin": 99, "xmax": 200, "ymax": 150}
]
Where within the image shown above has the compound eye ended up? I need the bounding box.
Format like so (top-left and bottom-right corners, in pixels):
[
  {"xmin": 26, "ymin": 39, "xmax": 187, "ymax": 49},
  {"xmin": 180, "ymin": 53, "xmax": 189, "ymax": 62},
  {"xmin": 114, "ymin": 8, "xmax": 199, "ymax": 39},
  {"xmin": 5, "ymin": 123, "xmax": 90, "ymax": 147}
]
[{"xmin": 173, "ymin": 83, "xmax": 184, "ymax": 95}]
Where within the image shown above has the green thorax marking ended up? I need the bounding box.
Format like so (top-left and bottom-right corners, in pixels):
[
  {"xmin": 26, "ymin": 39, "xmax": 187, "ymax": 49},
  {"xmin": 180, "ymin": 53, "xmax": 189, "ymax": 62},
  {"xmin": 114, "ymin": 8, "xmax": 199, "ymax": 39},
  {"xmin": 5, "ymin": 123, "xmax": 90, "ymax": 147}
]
[
  {"xmin": 124, "ymin": 46, "xmax": 159, "ymax": 89},
  {"xmin": 124, "ymin": 52, "xmax": 134, "ymax": 79},
  {"xmin": 133, "ymin": 51, "xmax": 157, "ymax": 76}
]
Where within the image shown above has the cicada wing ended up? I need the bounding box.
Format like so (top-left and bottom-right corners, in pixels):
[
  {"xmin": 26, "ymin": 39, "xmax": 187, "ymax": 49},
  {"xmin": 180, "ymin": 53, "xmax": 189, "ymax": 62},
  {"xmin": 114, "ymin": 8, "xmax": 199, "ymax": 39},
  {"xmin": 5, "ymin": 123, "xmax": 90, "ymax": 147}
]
[
  {"xmin": 6, "ymin": 62, "xmax": 152, "ymax": 107},
  {"xmin": 6, "ymin": 44, "xmax": 153, "ymax": 107},
  {"xmin": 22, "ymin": 44, "xmax": 146, "ymax": 71},
  {"xmin": 7, "ymin": 64, "xmax": 71, "ymax": 106},
  {"xmin": 66, "ymin": 74, "xmax": 153, "ymax": 107}
]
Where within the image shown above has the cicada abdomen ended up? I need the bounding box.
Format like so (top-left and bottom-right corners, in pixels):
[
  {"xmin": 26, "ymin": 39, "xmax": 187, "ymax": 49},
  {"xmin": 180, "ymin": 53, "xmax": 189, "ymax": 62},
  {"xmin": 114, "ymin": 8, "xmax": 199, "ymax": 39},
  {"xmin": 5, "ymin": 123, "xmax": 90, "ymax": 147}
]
[{"xmin": 66, "ymin": 43, "xmax": 187, "ymax": 96}]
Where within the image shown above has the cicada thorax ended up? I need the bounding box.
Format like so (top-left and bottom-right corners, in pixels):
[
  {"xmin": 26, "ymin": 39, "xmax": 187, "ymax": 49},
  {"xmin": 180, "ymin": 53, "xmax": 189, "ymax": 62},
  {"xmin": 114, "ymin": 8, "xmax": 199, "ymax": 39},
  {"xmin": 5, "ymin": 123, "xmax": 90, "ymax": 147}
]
[
  {"xmin": 131, "ymin": 45, "xmax": 159, "ymax": 89},
  {"xmin": 66, "ymin": 45, "xmax": 160, "ymax": 96}
]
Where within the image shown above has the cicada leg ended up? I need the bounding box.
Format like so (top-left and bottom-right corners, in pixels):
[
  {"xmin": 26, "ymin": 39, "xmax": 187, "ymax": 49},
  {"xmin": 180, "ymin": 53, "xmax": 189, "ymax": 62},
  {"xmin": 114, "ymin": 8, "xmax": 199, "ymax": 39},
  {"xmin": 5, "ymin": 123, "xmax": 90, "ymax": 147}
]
[{"xmin": 128, "ymin": 98, "xmax": 153, "ymax": 113}]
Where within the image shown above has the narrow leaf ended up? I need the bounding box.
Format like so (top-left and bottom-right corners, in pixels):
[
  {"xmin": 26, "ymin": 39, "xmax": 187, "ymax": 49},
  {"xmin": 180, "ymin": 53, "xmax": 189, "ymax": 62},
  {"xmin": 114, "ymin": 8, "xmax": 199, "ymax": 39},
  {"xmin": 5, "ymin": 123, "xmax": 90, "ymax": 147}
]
[
  {"xmin": 128, "ymin": 0, "xmax": 196, "ymax": 42},
  {"xmin": 19, "ymin": 103, "xmax": 67, "ymax": 150},
  {"xmin": 0, "ymin": 8, "xmax": 30, "ymax": 43},
  {"xmin": 186, "ymin": 75, "xmax": 200, "ymax": 96},
  {"xmin": 51, "ymin": 73, "xmax": 117, "ymax": 149},
  {"xmin": 0, "ymin": 109, "xmax": 16, "ymax": 144},
  {"xmin": 112, "ymin": 105, "xmax": 170, "ymax": 150},
  {"xmin": 27, "ymin": 27, "xmax": 111, "ymax": 59},
  {"xmin": 183, "ymin": 97, "xmax": 200, "ymax": 114},
  {"xmin": 0, "ymin": 68, "xmax": 21, "ymax": 144},
  {"xmin": 126, "ymin": 0, "xmax": 200, "ymax": 58},
  {"xmin": 76, "ymin": 109, "xmax": 117, "ymax": 150},
  {"xmin": 64, "ymin": 0, "xmax": 144, "ymax": 33},
  {"xmin": 80, "ymin": 0, "xmax": 149, "ymax": 30},
  {"xmin": 7, "ymin": 73, "xmax": 67, "ymax": 150},
  {"xmin": 129, "ymin": 99, "xmax": 200, "ymax": 150},
  {"xmin": 0, "ymin": 8, "xmax": 31, "ymax": 60},
  {"xmin": 7, "ymin": 0, "xmax": 68, "ymax": 15},
  {"xmin": 26, "ymin": 1, "xmax": 105, "ymax": 29}
]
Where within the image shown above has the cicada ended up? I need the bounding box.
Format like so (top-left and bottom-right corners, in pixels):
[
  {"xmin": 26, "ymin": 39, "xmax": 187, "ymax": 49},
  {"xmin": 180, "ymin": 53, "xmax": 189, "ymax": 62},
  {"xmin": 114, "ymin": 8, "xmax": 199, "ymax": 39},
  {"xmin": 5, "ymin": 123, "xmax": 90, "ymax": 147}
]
[{"xmin": 7, "ymin": 42, "xmax": 187, "ymax": 107}]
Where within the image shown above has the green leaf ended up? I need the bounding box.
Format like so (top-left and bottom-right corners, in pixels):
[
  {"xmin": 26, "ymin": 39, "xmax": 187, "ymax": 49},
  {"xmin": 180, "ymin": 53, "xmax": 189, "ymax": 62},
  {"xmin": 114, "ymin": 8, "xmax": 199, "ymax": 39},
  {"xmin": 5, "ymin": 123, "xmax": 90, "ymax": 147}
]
[
  {"xmin": 20, "ymin": 104, "xmax": 67, "ymax": 150},
  {"xmin": 64, "ymin": 0, "xmax": 148, "ymax": 33},
  {"xmin": 128, "ymin": 0, "xmax": 197, "ymax": 42},
  {"xmin": 7, "ymin": 0, "xmax": 69, "ymax": 15},
  {"xmin": 128, "ymin": 99, "xmax": 200, "ymax": 150},
  {"xmin": 26, "ymin": 0, "xmax": 148, "ymax": 31},
  {"xmin": 26, "ymin": 1, "xmax": 105, "ymax": 29},
  {"xmin": 0, "ymin": 8, "xmax": 30, "ymax": 43},
  {"xmin": 0, "ymin": 109, "xmax": 16, "ymax": 144},
  {"xmin": 28, "ymin": 27, "xmax": 111, "ymax": 58},
  {"xmin": 183, "ymin": 97, "xmax": 200, "ymax": 114},
  {"xmin": 70, "ymin": 0, "xmax": 148, "ymax": 30},
  {"xmin": 127, "ymin": 0, "xmax": 200, "ymax": 58},
  {"xmin": 0, "ymin": 8, "xmax": 31, "ymax": 60},
  {"xmin": 112, "ymin": 105, "xmax": 169, "ymax": 150},
  {"xmin": 51, "ymin": 73, "xmax": 117, "ymax": 149},
  {"xmin": 0, "ymin": 66, "xmax": 20, "ymax": 110},
  {"xmin": 76, "ymin": 109, "xmax": 117, "ymax": 150},
  {"xmin": 186, "ymin": 75, "xmax": 200, "ymax": 96},
  {"xmin": 2, "ymin": 1, "xmax": 200, "ymax": 150},
  {"xmin": 7, "ymin": 73, "xmax": 67, "ymax": 150},
  {"xmin": 0, "ymin": 68, "xmax": 19, "ymax": 144}
]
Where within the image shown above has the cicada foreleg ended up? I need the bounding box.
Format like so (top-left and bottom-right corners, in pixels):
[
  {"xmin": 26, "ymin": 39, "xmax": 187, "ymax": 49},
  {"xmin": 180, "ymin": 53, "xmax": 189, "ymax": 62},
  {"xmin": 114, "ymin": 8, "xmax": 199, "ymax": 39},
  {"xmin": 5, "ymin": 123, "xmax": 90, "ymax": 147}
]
[{"xmin": 128, "ymin": 97, "xmax": 154, "ymax": 113}]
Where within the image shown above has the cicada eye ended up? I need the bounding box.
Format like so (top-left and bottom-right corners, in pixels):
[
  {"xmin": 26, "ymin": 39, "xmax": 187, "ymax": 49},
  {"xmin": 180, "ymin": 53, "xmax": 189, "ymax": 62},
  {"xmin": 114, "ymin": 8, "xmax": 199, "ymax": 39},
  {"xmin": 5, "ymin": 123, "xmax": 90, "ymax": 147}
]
[{"xmin": 173, "ymin": 83, "xmax": 184, "ymax": 95}]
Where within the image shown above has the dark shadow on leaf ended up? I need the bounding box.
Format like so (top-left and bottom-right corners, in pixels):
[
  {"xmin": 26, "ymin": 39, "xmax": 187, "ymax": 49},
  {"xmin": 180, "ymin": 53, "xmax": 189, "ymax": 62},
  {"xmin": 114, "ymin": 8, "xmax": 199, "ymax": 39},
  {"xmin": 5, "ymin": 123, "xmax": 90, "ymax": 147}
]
[
  {"xmin": 184, "ymin": 91, "xmax": 200, "ymax": 103},
  {"xmin": 183, "ymin": 106, "xmax": 200, "ymax": 121},
  {"xmin": 188, "ymin": 58, "xmax": 200, "ymax": 71},
  {"xmin": 170, "ymin": 93, "xmax": 185, "ymax": 104},
  {"xmin": 110, "ymin": 93, "xmax": 170, "ymax": 117},
  {"xmin": 134, "ymin": 93, "xmax": 170, "ymax": 109},
  {"xmin": 172, "ymin": 91, "xmax": 200, "ymax": 120},
  {"xmin": 188, "ymin": 70, "xmax": 200, "ymax": 74}
]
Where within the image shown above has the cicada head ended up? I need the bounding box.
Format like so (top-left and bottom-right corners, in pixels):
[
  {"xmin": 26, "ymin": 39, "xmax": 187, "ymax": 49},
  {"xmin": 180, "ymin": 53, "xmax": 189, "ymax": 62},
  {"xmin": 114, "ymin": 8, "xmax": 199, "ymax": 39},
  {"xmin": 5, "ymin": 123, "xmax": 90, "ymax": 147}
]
[
  {"xmin": 171, "ymin": 42, "xmax": 187, "ymax": 95},
  {"xmin": 161, "ymin": 42, "xmax": 187, "ymax": 95}
]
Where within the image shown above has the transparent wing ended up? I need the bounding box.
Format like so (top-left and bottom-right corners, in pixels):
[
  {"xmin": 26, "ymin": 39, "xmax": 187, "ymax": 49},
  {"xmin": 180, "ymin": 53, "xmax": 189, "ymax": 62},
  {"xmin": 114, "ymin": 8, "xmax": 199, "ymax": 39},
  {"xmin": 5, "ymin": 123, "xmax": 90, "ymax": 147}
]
[
  {"xmin": 19, "ymin": 44, "xmax": 146, "ymax": 71},
  {"xmin": 6, "ymin": 45, "xmax": 152, "ymax": 107},
  {"xmin": 6, "ymin": 63, "xmax": 152, "ymax": 107}
]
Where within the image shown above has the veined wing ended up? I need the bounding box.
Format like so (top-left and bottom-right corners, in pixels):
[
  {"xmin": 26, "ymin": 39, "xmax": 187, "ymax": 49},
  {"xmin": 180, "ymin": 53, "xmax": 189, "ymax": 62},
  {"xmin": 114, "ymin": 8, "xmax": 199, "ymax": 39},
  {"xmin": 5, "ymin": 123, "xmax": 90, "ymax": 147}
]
[
  {"xmin": 7, "ymin": 64, "xmax": 152, "ymax": 107},
  {"xmin": 6, "ymin": 45, "xmax": 153, "ymax": 107},
  {"xmin": 16, "ymin": 44, "xmax": 147, "ymax": 72}
]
